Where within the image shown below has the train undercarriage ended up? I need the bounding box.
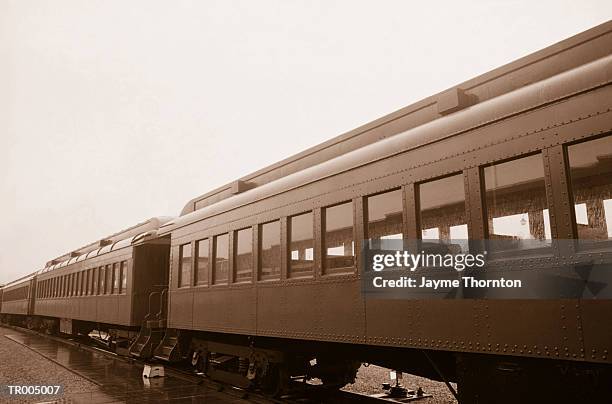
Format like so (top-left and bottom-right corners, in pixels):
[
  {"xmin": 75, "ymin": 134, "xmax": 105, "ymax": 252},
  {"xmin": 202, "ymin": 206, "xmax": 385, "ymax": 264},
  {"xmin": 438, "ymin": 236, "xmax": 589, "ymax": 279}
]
[{"xmin": 2, "ymin": 313, "xmax": 612, "ymax": 403}]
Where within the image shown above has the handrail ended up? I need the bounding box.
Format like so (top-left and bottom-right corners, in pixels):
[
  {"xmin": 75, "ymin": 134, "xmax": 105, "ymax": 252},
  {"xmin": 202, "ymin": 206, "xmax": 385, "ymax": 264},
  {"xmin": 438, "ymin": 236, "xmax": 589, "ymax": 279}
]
[
  {"xmin": 144, "ymin": 291, "xmax": 160, "ymax": 321},
  {"xmin": 157, "ymin": 288, "xmax": 168, "ymax": 320}
]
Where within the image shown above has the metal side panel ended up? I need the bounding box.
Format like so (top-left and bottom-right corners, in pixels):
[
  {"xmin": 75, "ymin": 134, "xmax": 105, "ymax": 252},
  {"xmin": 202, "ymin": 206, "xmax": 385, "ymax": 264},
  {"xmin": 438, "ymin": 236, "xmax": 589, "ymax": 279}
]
[
  {"xmin": 168, "ymin": 289, "xmax": 194, "ymax": 330},
  {"xmin": 578, "ymin": 299, "xmax": 612, "ymax": 364},
  {"xmin": 192, "ymin": 286, "xmax": 256, "ymax": 334}
]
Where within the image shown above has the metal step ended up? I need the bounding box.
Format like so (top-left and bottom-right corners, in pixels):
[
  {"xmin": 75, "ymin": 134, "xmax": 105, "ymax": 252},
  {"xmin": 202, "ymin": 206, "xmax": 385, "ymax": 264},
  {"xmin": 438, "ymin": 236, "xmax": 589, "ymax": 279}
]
[
  {"xmin": 129, "ymin": 327, "xmax": 163, "ymax": 360},
  {"xmin": 153, "ymin": 329, "xmax": 181, "ymax": 362}
]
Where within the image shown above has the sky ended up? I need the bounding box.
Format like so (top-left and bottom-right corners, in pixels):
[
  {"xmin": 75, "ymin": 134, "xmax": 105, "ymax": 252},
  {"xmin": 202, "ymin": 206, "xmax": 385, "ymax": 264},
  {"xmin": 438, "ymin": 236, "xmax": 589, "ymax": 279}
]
[{"xmin": 1, "ymin": 1, "xmax": 611, "ymax": 284}]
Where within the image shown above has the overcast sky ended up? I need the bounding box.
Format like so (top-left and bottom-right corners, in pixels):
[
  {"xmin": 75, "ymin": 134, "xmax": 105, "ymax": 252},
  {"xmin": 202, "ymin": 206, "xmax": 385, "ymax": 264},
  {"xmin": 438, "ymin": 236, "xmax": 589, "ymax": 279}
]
[{"xmin": 1, "ymin": 1, "xmax": 610, "ymax": 284}]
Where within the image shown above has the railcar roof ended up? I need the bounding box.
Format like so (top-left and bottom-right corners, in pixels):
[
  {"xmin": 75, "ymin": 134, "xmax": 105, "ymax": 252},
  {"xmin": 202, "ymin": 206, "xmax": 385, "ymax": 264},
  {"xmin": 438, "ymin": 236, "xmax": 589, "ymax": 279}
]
[
  {"xmin": 180, "ymin": 20, "xmax": 612, "ymax": 217},
  {"xmin": 42, "ymin": 216, "xmax": 173, "ymax": 271},
  {"xmin": 162, "ymin": 44, "xmax": 612, "ymax": 235},
  {"xmin": 2, "ymin": 272, "xmax": 37, "ymax": 289}
]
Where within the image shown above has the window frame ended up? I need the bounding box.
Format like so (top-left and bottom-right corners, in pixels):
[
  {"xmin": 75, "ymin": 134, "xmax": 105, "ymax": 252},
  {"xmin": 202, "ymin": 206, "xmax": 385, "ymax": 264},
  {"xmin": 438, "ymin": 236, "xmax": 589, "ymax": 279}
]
[
  {"xmin": 322, "ymin": 200, "xmax": 356, "ymax": 275},
  {"xmin": 258, "ymin": 220, "xmax": 282, "ymax": 281},
  {"xmin": 178, "ymin": 242, "xmax": 193, "ymax": 288},
  {"xmin": 194, "ymin": 238, "xmax": 211, "ymax": 287},
  {"xmin": 233, "ymin": 227, "xmax": 254, "ymax": 284},
  {"xmin": 212, "ymin": 233, "xmax": 230, "ymax": 286},
  {"xmin": 288, "ymin": 211, "xmax": 315, "ymax": 279}
]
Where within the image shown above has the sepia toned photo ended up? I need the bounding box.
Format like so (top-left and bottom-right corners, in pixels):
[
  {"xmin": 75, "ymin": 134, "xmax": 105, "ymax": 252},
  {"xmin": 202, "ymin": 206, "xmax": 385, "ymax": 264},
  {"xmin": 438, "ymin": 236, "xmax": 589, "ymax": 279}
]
[{"xmin": 1, "ymin": 2, "xmax": 611, "ymax": 403}]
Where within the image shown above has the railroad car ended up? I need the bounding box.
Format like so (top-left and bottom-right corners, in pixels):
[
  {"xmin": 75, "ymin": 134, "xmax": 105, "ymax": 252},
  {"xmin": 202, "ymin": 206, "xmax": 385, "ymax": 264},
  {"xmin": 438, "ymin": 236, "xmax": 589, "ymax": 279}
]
[
  {"xmin": 0, "ymin": 21, "xmax": 610, "ymax": 404},
  {"xmin": 2, "ymin": 217, "xmax": 172, "ymax": 348},
  {"xmin": 0, "ymin": 272, "xmax": 37, "ymax": 328},
  {"xmin": 152, "ymin": 21, "xmax": 612, "ymax": 402}
]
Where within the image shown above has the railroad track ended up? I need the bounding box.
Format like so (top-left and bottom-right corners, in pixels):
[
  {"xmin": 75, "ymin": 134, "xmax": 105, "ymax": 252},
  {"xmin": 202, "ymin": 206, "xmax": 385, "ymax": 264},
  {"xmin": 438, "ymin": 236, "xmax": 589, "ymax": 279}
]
[{"xmin": 1, "ymin": 323, "xmax": 430, "ymax": 403}]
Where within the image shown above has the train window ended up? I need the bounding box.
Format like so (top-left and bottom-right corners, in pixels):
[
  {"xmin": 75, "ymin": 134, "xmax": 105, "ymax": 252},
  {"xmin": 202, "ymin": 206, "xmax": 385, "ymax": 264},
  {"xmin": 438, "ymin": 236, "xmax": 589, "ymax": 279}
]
[
  {"xmin": 367, "ymin": 189, "xmax": 403, "ymax": 242},
  {"xmin": 234, "ymin": 228, "xmax": 253, "ymax": 283},
  {"xmin": 92, "ymin": 267, "xmax": 98, "ymax": 295},
  {"xmin": 419, "ymin": 174, "xmax": 468, "ymax": 252},
  {"xmin": 113, "ymin": 263, "xmax": 119, "ymax": 294},
  {"xmin": 484, "ymin": 154, "xmax": 551, "ymax": 250},
  {"xmin": 567, "ymin": 135, "xmax": 612, "ymax": 245},
  {"xmin": 324, "ymin": 201, "xmax": 355, "ymax": 274},
  {"xmin": 105, "ymin": 265, "xmax": 111, "ymax": 294},
  {"xmin": 259, "ymin": 221, "xmax": 281, "ymax": 280},
  {"xmin": 289, "ymin": 212, "xmax": 314, "ymax": 278},
  {"xmin": 213, "ymin": 233, "xmax": 229, "ymax": 285},
  {"xmin": 121, "ymin": 261, "xmax": 128, "ymax": 293},
  {"xmin": 117, "ymin": 261, "xmax": 126, "ymax": 294},
  {"xmin": 101, "ymin": 266, "xmax": 106, "ymax": 294},
  {"xmin": 98, "ymin": 267, "xmax": 103, "ymax": 294},
  {"xmin": 179, "ymin": 243, "xmax": 192, "ymax": 288},
  {"xmin": 195, "ymin": 238, "xmax": 210, "ymax": 286}
]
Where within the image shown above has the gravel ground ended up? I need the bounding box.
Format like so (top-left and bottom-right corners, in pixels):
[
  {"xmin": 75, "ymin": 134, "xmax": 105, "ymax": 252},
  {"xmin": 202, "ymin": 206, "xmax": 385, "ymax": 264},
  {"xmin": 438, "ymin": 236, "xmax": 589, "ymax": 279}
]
[
  {"xmin": 343, "ymin": 365, "xmax": 457, "ymax": 404},
  {"xmin": 0, "ymin": 326, "xmax": 98, "ymax": 404}
]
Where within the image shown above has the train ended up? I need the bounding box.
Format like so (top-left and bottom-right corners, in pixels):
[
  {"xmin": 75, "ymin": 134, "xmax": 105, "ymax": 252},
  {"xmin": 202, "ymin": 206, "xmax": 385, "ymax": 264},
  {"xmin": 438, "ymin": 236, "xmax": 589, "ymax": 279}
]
[{"xmin": 2, "ymin": 21, "xmax": 612, "ymax": 403}]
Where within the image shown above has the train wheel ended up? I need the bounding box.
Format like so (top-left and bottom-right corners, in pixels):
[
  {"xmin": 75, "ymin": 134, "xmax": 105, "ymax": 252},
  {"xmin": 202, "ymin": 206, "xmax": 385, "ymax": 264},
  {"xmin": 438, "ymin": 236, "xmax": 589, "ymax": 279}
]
[
  {"xmin": 319, "ymin": 359, "xmax": 360, "ymax": 389},
  {"xmin": 260, "ymin": 363, "xmax": 288, "ymax": 397}
]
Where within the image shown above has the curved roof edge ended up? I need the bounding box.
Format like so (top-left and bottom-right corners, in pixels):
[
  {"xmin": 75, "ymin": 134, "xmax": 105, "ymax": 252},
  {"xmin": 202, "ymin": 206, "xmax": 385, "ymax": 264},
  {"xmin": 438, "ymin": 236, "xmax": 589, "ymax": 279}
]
[
  {"xmin": 180, "ymin": 20, "xmax": 612, "ymax": 216},
  {"xmin": 162, "ymin": 51, "xmax": 612, "ymax": 235},
  {"xmin": 2, "ymin": 271, "xmax": 38, "ymax": 289},
  {"xmin": 42, "ymin": 216, "xmax": 174, "ymax": 271}
]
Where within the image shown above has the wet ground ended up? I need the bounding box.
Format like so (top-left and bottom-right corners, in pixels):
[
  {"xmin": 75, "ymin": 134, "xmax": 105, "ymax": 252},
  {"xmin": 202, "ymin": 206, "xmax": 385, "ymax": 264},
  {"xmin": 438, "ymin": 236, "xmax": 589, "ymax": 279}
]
[{"xmin": 0, "ymin": 326, "xmax": 253, "ymax": 403}]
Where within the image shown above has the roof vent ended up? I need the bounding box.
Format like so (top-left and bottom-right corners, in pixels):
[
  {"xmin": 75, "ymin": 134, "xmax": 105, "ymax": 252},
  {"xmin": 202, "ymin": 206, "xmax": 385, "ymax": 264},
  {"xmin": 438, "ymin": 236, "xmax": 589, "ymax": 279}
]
[
  {"xmin": 99, "ymin": 239, "xmax": 113, "ymax": 247},
  {"xmin": 437, "ymin": 88, "xmax": 470, "ymax": 115},
  {"xmin": 231, "ymin": 180, "xmax": 252, "ymax": 195}
]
